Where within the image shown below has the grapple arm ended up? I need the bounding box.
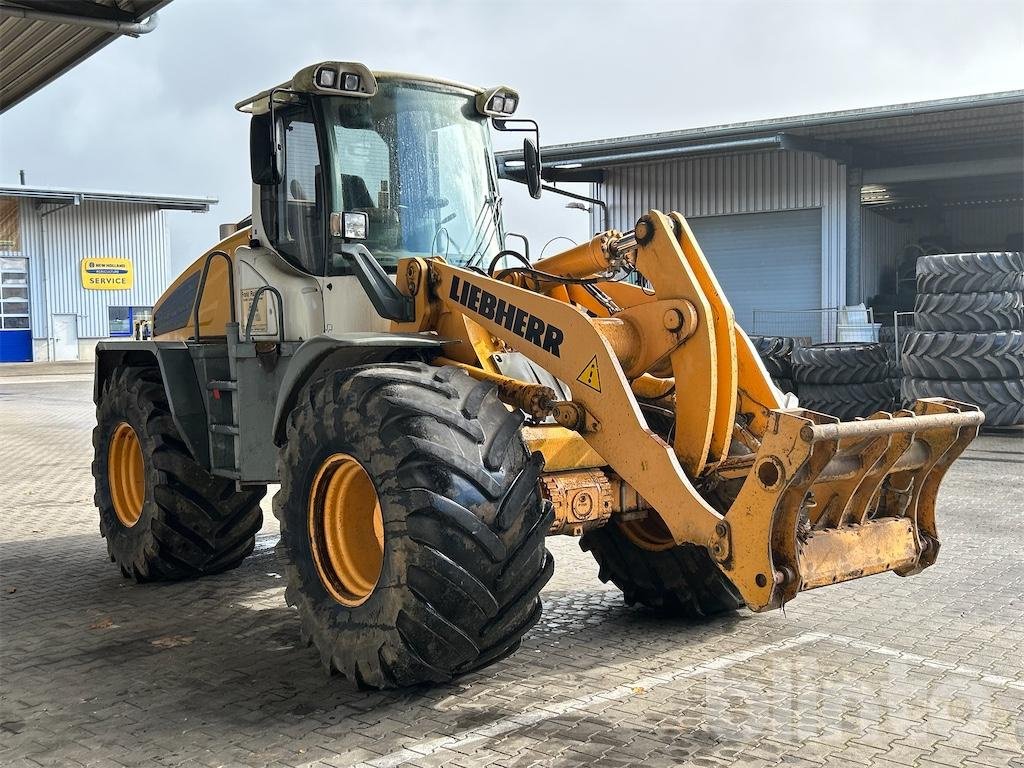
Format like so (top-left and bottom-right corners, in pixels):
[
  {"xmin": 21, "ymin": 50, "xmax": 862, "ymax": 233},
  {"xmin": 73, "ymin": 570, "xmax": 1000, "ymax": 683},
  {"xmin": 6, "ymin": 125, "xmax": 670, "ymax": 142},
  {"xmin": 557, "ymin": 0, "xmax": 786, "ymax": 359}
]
[{"xmin": 398, "ymin": 209, "xmax": 983, "ymax": 612}]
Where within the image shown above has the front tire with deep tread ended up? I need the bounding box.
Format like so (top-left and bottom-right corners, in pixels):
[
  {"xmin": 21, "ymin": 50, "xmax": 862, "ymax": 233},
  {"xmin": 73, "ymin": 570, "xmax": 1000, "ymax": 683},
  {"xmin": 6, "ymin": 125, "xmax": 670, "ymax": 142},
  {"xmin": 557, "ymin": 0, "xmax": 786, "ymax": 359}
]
[
  {"xmin": 581, "ymin": 522, "xmax": 743, "ymax": 617},
  {"xmin": 92, "ymin": 365, "xmax": 266, "ymax": 581},
  {"xmin": 274, "ymin": 362, "xmax": 554, "ymax": 688}
]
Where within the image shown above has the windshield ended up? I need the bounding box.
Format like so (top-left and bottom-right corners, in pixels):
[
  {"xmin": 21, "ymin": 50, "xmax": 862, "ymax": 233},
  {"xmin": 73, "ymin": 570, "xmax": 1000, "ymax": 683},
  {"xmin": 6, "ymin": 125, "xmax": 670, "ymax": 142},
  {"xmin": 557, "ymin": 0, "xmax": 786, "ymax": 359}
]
[{"xmin": 323, "ymin": 82, "xmax": 501, "ymax": 273}]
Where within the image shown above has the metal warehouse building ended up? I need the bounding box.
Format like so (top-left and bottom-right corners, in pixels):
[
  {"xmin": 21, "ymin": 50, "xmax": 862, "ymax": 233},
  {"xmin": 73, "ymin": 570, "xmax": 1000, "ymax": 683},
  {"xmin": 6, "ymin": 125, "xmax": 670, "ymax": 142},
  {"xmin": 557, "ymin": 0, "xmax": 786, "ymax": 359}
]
[
  {"xmin": 0, "ymin": 185, "xmax": 214, "ymax": 363},
  {"xmin": 500, "ymin": 91, "xmax": 1023, "ymax": 339}
]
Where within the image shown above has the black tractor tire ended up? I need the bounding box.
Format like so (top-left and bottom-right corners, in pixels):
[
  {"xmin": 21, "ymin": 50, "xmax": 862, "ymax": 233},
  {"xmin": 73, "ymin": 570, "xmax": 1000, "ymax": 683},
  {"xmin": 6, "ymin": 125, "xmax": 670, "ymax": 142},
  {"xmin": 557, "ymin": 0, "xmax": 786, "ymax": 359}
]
[
  {"xmin": 903, "ymin": 331, "xmax": 1024, "ymax": 380},
  {"xmin": 902, "ymin": 377, "xmax": 1024, "ymax": 427},
  {"xmin": 797, "ymin": 381, "xmax": 897, "ymax": 421},
  {"xmin": 914, "ymin": 291, "xmax": 1023, "ymax": 333},
  {"xmin": 773, "ymin": 377, "xmax": 795, "ymax": 394},
  {"xmin": 274, "ymin": 362, "xmax": 554, "ymax": 688},
  {"xmin": 881, "ymin": 342, "xmax": 903, "ymax": 378},
  {"xmin": 580, "ymin": 522, "xmax": 743, "ymax": 617},
  {"xmin": 791, "ymin": 342, "xmax": 889, "ymax": 385},
  {"xmin": 749, "ymin": 335, "xmax": 797, "ymax": 379},
  {"xmin": 92, "ymin": 365, "xmax": 266, "ymax": 581},
  {"xmin": 878, "ymin": 324, "xmax": 897, "ymax": 344},
  {"xmin": 916, "ymin": 252, "xmax": 1024, "ymax": 295},
  {"xmin": 888, "ymin": 378, "xmax": 904, "ymax": 408}
]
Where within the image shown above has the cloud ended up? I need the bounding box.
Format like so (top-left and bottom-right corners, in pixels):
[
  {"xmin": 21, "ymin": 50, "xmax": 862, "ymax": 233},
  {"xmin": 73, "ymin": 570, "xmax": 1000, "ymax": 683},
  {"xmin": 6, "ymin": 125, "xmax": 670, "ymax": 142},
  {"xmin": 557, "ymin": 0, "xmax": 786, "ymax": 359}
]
[{"xmin": 1, "ymin": 0, "xmax": 1021, "ymax": 271}]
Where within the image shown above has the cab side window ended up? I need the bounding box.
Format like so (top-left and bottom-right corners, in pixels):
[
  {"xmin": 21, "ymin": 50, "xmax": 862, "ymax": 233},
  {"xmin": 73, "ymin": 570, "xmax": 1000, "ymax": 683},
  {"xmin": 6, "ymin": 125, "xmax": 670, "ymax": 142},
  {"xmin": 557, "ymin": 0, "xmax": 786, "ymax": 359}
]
[{"xmin": 273, "ymin": 109, "xmax": 324, "ymax": 275}]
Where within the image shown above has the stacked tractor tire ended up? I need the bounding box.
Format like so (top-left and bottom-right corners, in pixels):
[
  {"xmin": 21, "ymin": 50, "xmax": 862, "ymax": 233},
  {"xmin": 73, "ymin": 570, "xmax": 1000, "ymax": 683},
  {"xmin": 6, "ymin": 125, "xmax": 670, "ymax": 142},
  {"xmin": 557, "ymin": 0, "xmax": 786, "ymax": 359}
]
[
  {"xmin": 749, "ymin": 335, "xmax": 797, "ymax": 392},
  {"xmin": 791, "ymin": 342, "xmax": 897, "ymax": 420},
  {"xmin": 749, "ymin": 336, "xmax": 898, "ymax": 419},
  {"xmin": 903, "ymin": 252, "xmax": 1024, "ymax": 427}
]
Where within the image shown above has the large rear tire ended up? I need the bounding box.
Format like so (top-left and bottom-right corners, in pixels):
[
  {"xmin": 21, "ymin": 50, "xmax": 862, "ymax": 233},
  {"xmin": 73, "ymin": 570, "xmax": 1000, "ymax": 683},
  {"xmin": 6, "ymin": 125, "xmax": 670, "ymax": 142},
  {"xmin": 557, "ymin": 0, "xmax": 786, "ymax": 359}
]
[
  {"xmin": 274, "ymin": 362, "xmax": 554, "ymax": 688},
  {"xmin": 92, "ymin": 365, "xmax": 266, "ymax": 581}
]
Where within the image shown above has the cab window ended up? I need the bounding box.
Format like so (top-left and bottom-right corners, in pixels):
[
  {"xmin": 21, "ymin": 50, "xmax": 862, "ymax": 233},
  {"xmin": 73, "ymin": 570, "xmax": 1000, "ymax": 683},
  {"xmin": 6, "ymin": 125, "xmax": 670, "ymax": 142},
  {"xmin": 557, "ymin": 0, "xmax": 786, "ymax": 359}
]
[{"xmin": 270, "ymin": 108, "xmax": 325, "ymax": 275}]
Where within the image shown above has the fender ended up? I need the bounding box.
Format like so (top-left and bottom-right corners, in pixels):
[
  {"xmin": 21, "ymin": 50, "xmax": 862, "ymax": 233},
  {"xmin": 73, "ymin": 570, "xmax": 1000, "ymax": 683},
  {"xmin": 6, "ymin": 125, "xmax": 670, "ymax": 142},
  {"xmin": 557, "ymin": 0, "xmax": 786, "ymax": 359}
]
[
  {"xmin": 270, "ymin": 333, "xmax": 453, "ymax": 446},
  {"xmin": 95, "ymin": 340, "xmax": 211, "ymax": 467}
]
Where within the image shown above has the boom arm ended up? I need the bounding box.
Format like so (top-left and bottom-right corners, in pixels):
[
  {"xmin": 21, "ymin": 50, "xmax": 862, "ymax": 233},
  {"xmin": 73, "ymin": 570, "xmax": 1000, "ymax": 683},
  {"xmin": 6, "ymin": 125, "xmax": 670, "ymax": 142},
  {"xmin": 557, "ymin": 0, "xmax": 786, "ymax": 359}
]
[{"xmin": 397, "ymin": 210, "xmax": 983, "ymax": 611}]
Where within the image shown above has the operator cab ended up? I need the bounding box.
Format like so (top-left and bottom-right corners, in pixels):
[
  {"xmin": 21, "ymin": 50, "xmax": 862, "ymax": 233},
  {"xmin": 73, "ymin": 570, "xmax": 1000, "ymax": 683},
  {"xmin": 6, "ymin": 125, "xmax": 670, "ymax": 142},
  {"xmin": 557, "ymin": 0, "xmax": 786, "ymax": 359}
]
[{"xmin": 237, "ymin": 63, "xmax": 535, "ymax": 283}]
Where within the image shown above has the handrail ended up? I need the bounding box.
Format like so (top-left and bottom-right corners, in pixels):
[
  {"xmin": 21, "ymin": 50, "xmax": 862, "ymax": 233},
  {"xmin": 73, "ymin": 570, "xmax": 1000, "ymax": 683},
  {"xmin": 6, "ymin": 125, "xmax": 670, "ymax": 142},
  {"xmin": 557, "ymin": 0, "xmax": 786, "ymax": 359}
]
[
  {"xmin": 192, "ymin": 250, "xmax": 235, "ymax": 341},
  {"xmin": 243, "ymin": 285, "xmax": 286, "ymax": 342}
]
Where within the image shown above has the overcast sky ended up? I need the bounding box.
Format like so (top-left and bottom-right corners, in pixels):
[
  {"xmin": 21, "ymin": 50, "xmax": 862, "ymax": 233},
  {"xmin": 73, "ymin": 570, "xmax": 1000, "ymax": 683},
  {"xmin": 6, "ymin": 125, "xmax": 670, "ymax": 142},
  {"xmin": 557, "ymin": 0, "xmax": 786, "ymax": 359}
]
[{"xmin": 1, "ymin": 0, "xmax": 1022, "ymax": 273}]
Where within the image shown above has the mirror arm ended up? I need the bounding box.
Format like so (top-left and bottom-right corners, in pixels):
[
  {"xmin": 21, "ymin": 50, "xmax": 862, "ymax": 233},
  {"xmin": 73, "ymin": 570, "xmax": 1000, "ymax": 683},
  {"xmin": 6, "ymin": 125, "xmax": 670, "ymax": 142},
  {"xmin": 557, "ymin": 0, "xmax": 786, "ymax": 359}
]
[
  {"xmin": 541, "ymin": 184, "xmax": 610, "ymax": 232},
  {"xmin": 338, "ymin": 243, "xmax": 415, "ymax": 323}
]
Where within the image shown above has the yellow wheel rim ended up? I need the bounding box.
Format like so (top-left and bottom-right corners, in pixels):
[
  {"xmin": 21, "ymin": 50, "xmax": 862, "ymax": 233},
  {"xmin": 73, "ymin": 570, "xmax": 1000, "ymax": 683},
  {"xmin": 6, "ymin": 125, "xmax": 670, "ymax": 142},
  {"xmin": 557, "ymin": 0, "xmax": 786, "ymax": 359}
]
[
  {"xmin": 108, "ymin": 422, "xmax": 145, "ymax": 527},
  {"xmin": 308, "ymin": 453, "xmax": 384, "ymax": 607},
  {"xmin": 619, "ymin": 513, "xmax": 677, "ymax": 552}
]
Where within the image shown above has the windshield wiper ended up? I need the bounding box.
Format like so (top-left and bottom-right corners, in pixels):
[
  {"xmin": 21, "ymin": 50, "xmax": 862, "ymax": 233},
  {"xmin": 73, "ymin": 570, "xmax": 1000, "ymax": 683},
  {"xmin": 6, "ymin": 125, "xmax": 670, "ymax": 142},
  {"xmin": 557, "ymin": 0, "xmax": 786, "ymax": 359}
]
[{"xmin": 463, "ymin": 193, "xmax": 502, "ymax": 268}]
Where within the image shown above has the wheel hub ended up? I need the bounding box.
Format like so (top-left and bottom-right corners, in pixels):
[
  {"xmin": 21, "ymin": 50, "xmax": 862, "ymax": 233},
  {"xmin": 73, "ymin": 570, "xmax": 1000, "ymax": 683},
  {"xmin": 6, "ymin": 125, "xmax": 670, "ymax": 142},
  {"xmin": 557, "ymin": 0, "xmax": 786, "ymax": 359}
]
[
  {"xmin": 108, "ymin": 422, "xmax": 145, "ymax": 527},
  {"xmin": 619, "ymin": 513, "xmax": 676, "ymax": 551},
  {"xmin": 308, "ymin": 453, "xmax": 384, "ymax": 607}
]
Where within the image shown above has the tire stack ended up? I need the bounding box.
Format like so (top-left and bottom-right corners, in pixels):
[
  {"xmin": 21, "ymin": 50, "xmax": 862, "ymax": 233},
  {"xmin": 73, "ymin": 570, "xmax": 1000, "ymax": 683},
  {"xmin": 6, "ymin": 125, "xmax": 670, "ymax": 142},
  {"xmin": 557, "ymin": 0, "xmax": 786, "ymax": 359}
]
[
  {"xmin": 903, "ymin": 252, "xmax": 1024, "ymax": 427},
  {"xmin": 749, "ymin": 335, "xmax": 797, "ymax": 393},
  {"xmin": 791, "ymin": 343, "xmax": 895, "ymax": 420}
]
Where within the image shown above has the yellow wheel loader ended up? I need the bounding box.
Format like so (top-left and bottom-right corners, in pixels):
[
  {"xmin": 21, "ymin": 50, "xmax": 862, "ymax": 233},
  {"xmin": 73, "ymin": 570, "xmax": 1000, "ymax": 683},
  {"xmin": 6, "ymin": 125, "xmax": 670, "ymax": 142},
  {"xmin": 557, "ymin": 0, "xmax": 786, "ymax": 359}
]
[{"xmin": 92, "ymin": 62, "xmax": 983, "ymax": 688}]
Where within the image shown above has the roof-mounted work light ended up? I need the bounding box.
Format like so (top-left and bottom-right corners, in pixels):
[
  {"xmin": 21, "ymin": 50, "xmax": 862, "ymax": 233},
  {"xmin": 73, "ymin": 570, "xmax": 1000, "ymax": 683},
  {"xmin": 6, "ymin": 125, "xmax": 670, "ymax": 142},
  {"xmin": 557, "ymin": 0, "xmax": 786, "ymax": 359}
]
[
  {"xmin": 476, "ymin": 86, "xmax": 520, "ymax": 117},
  {"xmin": 296, "ymin": 61, "xmax": 377, "ymax": 98}
]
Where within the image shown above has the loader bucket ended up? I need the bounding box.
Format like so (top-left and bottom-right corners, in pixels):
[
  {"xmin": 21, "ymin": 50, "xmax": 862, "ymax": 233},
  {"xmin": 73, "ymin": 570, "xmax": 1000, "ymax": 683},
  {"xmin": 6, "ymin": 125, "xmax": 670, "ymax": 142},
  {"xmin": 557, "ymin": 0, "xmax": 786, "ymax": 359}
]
[{"xmin": 718, "ymin": 398, "xmax": 983, "ymax": 612}]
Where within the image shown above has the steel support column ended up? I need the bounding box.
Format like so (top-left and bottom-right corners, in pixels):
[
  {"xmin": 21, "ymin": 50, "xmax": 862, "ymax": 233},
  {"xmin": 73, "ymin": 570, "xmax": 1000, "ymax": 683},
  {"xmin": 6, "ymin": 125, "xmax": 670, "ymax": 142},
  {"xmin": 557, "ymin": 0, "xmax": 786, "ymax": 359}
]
[{"xmin": 845, "ymin": 167, "xmax": 863, "ymax": 305}]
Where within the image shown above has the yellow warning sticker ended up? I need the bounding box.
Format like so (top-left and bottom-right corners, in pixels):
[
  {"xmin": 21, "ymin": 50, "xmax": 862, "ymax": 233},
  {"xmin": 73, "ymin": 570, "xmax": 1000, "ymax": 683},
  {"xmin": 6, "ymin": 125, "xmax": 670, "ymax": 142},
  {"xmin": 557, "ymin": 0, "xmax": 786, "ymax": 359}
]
[{"xmin": 576, "ymin": 355, "xmax": 601, "ymax": 392}]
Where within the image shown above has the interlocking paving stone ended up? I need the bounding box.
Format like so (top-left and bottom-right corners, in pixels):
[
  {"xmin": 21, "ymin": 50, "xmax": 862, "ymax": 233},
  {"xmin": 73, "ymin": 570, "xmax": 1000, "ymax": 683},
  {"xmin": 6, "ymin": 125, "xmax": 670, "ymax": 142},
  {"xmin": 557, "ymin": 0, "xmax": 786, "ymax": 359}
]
[{"xmin": 1, "ymin": 377, "xmax": 1022, "ymax": 767}]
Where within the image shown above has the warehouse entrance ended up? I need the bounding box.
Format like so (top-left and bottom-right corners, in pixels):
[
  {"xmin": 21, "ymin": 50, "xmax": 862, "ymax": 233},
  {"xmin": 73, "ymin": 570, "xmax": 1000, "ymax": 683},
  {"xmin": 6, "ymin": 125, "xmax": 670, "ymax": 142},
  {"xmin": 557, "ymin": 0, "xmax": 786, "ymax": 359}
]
[{"xmin": 688, "ymin": 209, "xmax": 822, "ymax": 335}]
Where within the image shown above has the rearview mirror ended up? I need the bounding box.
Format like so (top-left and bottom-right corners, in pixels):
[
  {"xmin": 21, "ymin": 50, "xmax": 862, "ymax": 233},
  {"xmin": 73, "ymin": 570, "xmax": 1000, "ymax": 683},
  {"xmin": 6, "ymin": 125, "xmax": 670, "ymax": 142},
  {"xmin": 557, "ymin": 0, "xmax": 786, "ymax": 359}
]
[
  {"xmin": 250, "ymin": 112, "xmax": 283, "ymax": 186},
  {"xmin": 523, "ymin": 138, "xmax": 542, "ymax": 200}
]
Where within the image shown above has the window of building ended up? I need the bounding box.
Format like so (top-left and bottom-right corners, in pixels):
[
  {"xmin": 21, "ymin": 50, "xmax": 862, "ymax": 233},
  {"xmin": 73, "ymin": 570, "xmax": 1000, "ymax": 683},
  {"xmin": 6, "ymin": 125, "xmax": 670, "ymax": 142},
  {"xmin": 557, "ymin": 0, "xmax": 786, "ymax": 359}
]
[
  {"xmin": 0, "ymin": 256, "xmax": 30, "ymax": 330},
  {"xmin": 109, "ymin": 306, "xmax": 154, "ymax": 338},
  {"xmin": 0, "ymin": 198, "xmax": 20, "ymax": 252},
  {"xmin": 109, "ymin": 306, "xmax": 132, "ymax": 336}
]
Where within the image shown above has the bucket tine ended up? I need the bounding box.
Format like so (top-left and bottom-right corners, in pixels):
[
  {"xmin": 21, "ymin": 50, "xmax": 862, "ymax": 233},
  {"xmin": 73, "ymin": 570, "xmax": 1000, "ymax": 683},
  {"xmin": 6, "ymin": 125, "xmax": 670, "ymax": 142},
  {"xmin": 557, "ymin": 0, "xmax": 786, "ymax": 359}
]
[
  {"xmin": 812, "ymin": 413, "xmax": 893, "ymax": 530},
  {"xmin": 848, "ymin": 413, "xmax": 916, "ymax": 526}
]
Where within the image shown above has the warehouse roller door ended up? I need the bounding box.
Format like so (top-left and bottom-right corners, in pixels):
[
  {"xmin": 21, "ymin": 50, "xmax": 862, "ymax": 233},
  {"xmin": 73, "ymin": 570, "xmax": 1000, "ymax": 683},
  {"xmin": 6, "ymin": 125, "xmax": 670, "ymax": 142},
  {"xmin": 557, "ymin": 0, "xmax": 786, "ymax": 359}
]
[{"xmin": 688, "ymin": 209, "xmax": 822, "ymax": 337}]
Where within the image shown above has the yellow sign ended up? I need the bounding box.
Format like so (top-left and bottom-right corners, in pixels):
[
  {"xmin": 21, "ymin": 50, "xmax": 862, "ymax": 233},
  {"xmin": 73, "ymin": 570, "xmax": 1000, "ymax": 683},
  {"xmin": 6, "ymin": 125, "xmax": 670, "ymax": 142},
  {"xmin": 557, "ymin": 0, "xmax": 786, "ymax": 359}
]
[
  {"xmin": 81, "ymin": 258, "xmax": 133, "ymax": 290},
  {"xmin": 576, "ymin": 355, "xmax": 601, "ymax": 392}
]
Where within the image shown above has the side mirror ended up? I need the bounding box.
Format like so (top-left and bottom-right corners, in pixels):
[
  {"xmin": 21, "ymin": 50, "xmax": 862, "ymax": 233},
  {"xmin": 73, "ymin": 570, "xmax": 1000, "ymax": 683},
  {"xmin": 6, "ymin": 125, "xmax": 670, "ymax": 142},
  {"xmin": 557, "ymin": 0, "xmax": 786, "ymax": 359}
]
[
  {"xmin": 250, "ymin": 112, "xmax": 283, "ymax": 186},
  {"xmin": 523, "ymin": 138, "xmax": 542, "ymax": 200}
]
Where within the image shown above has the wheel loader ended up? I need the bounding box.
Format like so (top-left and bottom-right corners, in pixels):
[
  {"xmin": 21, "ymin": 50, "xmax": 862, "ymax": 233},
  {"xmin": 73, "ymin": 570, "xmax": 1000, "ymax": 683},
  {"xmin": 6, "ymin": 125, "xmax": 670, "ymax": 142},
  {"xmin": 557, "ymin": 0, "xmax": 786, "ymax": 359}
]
[{"xmin": 92, "ymin": 61, "xmax": 983, "ymax": 688}]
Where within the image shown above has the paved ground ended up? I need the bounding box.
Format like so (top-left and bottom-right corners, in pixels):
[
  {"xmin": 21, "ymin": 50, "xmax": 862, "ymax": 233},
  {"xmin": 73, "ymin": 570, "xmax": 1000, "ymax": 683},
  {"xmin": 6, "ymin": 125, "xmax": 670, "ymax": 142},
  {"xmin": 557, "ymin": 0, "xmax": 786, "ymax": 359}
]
[{"xmin": 1, "ymin": 376, "xmax": 1022, "ymax": 768}]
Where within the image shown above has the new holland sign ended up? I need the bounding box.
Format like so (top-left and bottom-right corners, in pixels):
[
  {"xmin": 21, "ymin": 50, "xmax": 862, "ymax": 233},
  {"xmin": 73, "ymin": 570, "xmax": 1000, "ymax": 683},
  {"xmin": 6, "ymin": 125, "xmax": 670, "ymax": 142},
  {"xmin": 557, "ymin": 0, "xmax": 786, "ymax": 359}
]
[{"xmin": 81, "ymin": 258, "xmax": 133, "ymax": 290}]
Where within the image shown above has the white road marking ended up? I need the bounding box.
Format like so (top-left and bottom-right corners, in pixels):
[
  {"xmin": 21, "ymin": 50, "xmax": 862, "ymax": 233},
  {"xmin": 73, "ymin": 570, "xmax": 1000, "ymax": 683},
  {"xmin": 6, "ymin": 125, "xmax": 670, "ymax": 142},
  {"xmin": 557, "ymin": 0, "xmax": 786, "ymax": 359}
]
[
  {"xmin": 345, "ymin": 628, "xmax": 1024, "ymax": 768},
  {"xmin": 0, "ymin": 374, "xmax": 94, "ymax": 384},
  {"xmin": 349, "ymin": 632, "xmax": 823, "ymax": 768},
  {"xmin": 817, "ymin": 632, "xmax": 1024, "ymax": 691}
]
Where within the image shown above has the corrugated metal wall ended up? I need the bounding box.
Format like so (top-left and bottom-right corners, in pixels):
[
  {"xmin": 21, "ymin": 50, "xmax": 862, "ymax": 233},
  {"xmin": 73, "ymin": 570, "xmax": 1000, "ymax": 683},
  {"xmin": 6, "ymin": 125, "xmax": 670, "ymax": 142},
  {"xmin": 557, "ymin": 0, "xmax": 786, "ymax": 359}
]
[
  {"xmin": 941, "ymin": 203, "xmax": 1023, "ymax": 249},
  {"xmin": 861, "ymin": 209, "xmax": 911, "ymax": 297},
  {"xmin": 19, "ymin": 199, "xmax": 170, "ymax": 339},
  {"xmin": 592, "ymin": 151, "xmax": 847, "ymax": 309}
]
